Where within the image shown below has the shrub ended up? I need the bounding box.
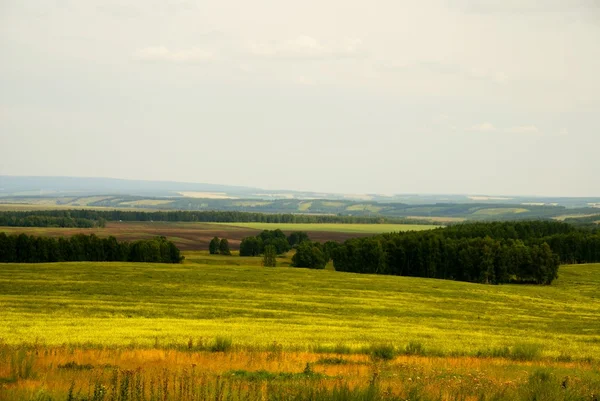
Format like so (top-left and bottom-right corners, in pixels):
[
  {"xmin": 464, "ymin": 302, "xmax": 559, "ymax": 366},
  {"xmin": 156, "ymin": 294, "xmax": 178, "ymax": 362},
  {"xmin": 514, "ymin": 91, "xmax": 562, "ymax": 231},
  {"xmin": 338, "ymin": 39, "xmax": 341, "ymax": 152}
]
[
  {"xmin": 316, "ymin": 357, "xmax": 349, "ymax": 365},
  {"xmin": 404, "ymin": 341, "xmax": 425, "ymax": 356},
  {"xmin": 58, "ymin": 361, "xmax": 94, "ymax": 370},
  {"xmin": 475, "ymin": 346, "xmax": 510, "ymax": 358},
  {"xmin": 333, "ymin": 343, "xmax": 352, "ymax": 355},
  {"xmin": 263, "ymin": 245, "xmax": 277, "ymax": 267},
  {"xmin": 210, "ymin": 336, "xmax": 233, "ymax": 352},
  {"xmin": 510, "ymin": 343, "xmax": 542, "ymax": 361},
  {"xmin": 370, "ymin": 344, "xmax": 396, "ymax": 361},
  {"xmin": 10, "ymin": 349, "xmax": 35, "ymax": 380}
]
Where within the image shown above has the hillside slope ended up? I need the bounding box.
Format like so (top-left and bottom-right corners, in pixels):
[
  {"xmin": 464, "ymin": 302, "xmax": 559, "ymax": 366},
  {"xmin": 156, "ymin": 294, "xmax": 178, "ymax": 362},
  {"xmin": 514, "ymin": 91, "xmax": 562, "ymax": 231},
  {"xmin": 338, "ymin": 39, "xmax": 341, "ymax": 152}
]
[{"xmin": 0, "ymin": 259, "xmax": 598, "ymax": 360}]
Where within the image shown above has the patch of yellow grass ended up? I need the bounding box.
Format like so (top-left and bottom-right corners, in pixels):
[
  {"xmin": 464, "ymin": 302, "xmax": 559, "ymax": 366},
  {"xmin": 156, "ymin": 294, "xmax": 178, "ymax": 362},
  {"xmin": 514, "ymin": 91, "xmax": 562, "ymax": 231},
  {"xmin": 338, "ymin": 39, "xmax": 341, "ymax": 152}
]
[
  {"xmin": 298, "ymin": 202, "xmax": 312, "ymax": 211},
  {"xmin": 179, "ymin": 192, "xmax": 238, "ymax": 199},
  {"xmin": 473, "ymin": 208, "xmax": 529, "ymax": 216},
  {"xmin": 121, "ymin": 199, "xmax": 175, "ymax": 206}
]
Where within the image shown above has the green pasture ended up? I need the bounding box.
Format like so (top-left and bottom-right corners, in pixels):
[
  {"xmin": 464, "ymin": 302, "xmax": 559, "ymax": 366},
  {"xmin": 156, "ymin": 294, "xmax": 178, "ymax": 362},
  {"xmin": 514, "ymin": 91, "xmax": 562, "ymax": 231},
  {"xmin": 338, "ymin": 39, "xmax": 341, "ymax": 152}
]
[
  {"xmin": 213, "ymin": 222, "xmax": 439, "ymax": 233},
  {"xmin": 0, "ymin": 257, "xmax": 598, "ymax": 360},
  {"xmin": 472, "ymin": 207, "xmax": 529, "ymax": 216}
]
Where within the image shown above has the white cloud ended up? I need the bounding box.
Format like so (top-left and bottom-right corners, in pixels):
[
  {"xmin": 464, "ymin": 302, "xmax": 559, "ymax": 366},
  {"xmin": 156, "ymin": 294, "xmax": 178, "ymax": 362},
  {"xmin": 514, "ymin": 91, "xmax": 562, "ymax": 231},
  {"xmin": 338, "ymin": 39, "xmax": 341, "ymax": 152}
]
[
  {"xmin": 470, "ymin": 122, "xmax": 496, "ymax": 132},
  {"xmin": 454, "ymin": 0, "xmax": 597, "ymax": 14},
  {"xmin": 381, "ymin": 62, "xmax": 509, "ymax": 85},
  {"xmin": 506, "ymin": 125, "xmax": 540, "ymax": 135},
  {"xmin": 294, "ymin": 76, "xmax": 315, "ymax": 86},
  {"xmin": 133, "ymin": 46, "xmax": 214, "ymax": 63},
  {"xmin": 247, "ymin": 36, "xmax": 364, "ymax": 60},
  {"xmin": 470, "ymin": 123, "xmax": 542, "ymax": 135}
]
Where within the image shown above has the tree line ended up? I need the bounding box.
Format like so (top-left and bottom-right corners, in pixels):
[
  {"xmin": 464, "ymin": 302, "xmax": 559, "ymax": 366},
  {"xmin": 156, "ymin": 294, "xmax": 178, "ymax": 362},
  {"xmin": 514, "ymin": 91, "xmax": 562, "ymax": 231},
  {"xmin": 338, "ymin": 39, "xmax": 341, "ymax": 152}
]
[
  {"xmin": 331, "ymin": 221, "xmax": 600, "ymax": 285},
  {"xmin": 0, "ymin": 210, "xmax": 421, "ymax": 226},
  {"xmin": 0, "ymin": 211, "xmax": 106, "ymax": 228},
  {"xmin": 0, "ymin": 233, "xmax": 183, "ymax": 263}
]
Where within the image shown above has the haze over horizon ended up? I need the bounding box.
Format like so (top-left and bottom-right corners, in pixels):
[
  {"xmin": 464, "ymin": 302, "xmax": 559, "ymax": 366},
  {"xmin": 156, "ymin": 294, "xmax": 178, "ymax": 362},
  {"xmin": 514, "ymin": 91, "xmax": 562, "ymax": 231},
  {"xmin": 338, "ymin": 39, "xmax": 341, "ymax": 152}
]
[{"xmin": 1, "ymin": 1, "xmax": 599, "ymax": 197}]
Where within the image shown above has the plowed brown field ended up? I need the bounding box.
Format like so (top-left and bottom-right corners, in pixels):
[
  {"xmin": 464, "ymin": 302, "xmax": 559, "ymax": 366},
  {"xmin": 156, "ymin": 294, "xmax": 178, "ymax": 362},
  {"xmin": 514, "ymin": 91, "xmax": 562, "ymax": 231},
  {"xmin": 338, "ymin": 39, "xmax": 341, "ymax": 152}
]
[{"xmin": 0, "ymin": 221, "xmax": 370, "ymax": 250}]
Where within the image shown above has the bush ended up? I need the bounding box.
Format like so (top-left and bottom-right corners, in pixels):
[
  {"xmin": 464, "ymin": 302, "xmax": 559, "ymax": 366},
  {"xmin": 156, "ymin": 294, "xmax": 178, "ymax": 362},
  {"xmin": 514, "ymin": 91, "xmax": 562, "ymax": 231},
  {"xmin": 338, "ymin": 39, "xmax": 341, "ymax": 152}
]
[
  {"xmin": 210, "ymin": 336, "xmax": 233, "ymax": 352},
  {"xmin": 510, "ymin": 343, "xmax": 542, "ymax": 361},
  {"xmin": 315, "ymin": 357, "xmax": 349, "ymax": 365},
  {"xmin": 10, "ymin": 349, "xmax": 35, "ymax": 380},
  {"xmin": 475, "ymin": 346, "xmax": 510, "ymax": 358},
  {"xmin": 263, "ymin": 245, "xmax": 277, "ymax": 267},
  {"xmin": 370, "ymin": 344, "xmax": 396, "ymax": 361},
  {"xmin": 404, "ymin": 341, "xmax": 425, "ymax": 356}
]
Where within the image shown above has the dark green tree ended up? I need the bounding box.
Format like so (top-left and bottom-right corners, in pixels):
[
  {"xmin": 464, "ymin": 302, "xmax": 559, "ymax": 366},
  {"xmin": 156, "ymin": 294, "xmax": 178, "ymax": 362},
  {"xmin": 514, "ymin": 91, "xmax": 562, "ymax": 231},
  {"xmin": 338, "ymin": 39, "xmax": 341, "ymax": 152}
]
[
  {"xmin": 263, "ymin": 245, "xmax": 277, "ymax": 267},
  {"xmin": 219, "ymin": 238, "xmax": 231, "ymax": 256},
  {"xmin": 288, "ymin": 232, "xmax": 310, "ymax": 247},
  {"xmin": 239, "ymin": 237, "xmax": 262, "ymax": 256},
  {"xmin": 292, "ymin": 241, "xmax": 327, "ymax": 269},
  {"xmin": 209, "ymin": 237, "xmax": 220, "ymax": 255}
]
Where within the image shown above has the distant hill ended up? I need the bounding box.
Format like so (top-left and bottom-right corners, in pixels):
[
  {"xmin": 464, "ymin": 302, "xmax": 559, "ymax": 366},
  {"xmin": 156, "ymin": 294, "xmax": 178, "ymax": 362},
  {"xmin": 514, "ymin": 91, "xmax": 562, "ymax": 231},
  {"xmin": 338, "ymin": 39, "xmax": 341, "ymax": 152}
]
[
  {"xmin": 1, "ymin": 176, "xmax": 600, "ymax": 222},
  {"xmin": 2, "ymin": 175, "xmax": 600, "ymax": 206}
]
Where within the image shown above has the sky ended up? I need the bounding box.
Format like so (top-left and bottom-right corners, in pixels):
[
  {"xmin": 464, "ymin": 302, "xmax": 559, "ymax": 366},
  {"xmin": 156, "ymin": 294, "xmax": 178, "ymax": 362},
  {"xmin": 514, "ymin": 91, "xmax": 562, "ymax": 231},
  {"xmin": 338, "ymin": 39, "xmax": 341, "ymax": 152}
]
[{"xmin": 1, "ymin": 0, "xmax": 599, "ymax": 197}]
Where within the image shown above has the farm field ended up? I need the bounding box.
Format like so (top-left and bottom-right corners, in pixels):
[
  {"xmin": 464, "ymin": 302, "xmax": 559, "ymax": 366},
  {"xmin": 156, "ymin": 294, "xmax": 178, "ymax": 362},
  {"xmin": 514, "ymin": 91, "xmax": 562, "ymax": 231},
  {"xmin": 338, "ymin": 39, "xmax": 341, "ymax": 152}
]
[
  {"xmin": 212, "ymin": 222, "xmax": 439, "ymax": 233},
  {"xmin": 1, "ymin": 258, "xmax": 600, "ymax": 400},
  {"xmin": 1, "ymin": 257, "xmax": 600, "ymax": 399},
  {"xmin": 0, "ymin": 221, "xmax": 438, "ymax": 251},
  {"xmin": 1, "ymin": 259, "xmax": 598, "ymax": 358}
]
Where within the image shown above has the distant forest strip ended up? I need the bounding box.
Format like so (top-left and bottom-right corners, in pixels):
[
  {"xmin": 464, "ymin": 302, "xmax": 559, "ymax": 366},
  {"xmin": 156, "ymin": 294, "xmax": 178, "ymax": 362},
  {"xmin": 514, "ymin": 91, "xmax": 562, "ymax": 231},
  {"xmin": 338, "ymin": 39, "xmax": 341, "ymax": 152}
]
[
  {"xmin": 0, "ymin": 212, "xmax": 107, "ymax": 228},
  {"xmin": 4, "ymin": 194, "xmax": 600, "ymax": 221},
  {"xmin": 0, "ymin": 233, "xmax": 183, "ymax": 264},
  {"xmin": 564, "ymin": 214, "xmax": 600, "ymax": 225},
  {"xmin": 332, "ymin": 221, "xmax": 600, "ymax": 285},
  {"xmin": 0, "ymin": 210, "xmax": 432, "ymax": 227}
]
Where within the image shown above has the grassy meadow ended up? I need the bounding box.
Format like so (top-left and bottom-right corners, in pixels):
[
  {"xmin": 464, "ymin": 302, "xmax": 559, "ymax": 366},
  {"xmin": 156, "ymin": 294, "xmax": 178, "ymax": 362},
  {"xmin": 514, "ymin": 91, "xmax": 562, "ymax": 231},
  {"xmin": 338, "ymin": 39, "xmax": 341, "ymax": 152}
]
[
  {"xmin": 1, "ymin": 255, "xmax": 600, "ymax": 399},
  {"xmin": 1, "ymin": 256, "xmax": 599, "ymax": 358}
]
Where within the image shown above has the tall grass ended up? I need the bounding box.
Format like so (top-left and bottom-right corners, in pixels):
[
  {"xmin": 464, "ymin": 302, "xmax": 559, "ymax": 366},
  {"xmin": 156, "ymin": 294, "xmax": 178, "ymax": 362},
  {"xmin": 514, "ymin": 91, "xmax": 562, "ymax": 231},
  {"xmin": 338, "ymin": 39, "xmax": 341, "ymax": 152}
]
[
  {"xmin": 1, "ymin": 262, "xmax": 600, "ymax": 362},
  {"xmin": 9, "ymin": 367, "xmax": 600, "ymax": 401},
  {"xmin": 10, "ymin": 348, "xmax": 36, "ymax": 381}
]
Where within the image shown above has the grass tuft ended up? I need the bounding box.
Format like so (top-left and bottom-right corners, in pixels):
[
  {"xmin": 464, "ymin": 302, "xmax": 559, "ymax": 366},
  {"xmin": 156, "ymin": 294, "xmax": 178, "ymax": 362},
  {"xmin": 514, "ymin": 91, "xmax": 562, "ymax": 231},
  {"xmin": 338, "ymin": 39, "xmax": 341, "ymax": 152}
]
[
  {"xmin": 210, "ymin": 336, "xmax": 233, "ymax": 353},
  {"xmin": 404, "ymin": 341, "xmax": 425, "ymax": 356},
  {"xmin": 510, "ymin": 343, "xmax": 543, "ymax": 361},
  {"xmin": 369, "ymin": 343, "xmax": 396, "ymax": 361}
]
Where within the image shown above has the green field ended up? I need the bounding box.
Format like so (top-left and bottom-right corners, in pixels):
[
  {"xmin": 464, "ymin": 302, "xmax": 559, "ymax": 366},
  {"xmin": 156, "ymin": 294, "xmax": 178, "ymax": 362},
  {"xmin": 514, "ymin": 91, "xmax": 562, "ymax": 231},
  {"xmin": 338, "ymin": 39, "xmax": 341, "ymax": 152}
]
[
  {"xmin": 213, "ymin": 222, "xmax": 439, "ymax": 233},
  {"xmin": 1, "ymin": 256, "xmax": 598, "ymax": 361},
  {"xmin": 472, "ymin": 207, "xmax": 529, "ymax": 216}
]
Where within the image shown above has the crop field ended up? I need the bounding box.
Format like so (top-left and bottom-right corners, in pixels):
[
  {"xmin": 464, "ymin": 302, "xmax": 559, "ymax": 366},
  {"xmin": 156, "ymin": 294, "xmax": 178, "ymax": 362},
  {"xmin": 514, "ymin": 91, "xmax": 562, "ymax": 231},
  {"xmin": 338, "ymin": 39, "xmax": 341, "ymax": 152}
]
[
  {"xmin": 212, "ymin": 222, "xmax": 439, "ymax": 234},
  {"xmin": 0, "ymin": 222, "xmax": 437, "ymax": 251},
  {"xmin": 1, "ymin": 258, "xmax": 599, "ymax": 399},
  {"xmin": 471, "ymin": 207, "xmax": 529, "ymax": 216},
  {"xmin": 1, "ymin": 259, "xmax": 598, "ymax": 357}
]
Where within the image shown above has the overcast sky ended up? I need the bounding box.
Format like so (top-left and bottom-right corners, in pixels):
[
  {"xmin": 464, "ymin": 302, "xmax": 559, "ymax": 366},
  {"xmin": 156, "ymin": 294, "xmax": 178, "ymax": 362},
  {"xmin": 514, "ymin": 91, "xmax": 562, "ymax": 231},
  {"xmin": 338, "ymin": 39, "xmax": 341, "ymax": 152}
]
[{"xmin": 1, "ymin": 0, "xmax": 599, "ymax": 196}]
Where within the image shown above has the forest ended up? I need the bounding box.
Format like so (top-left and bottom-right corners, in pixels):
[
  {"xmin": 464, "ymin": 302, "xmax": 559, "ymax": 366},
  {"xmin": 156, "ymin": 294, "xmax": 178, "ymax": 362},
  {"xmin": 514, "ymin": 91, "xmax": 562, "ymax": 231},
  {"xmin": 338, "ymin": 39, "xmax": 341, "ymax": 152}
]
[
  {"xmin": 0, "ymin": 233, "xmax": 183, "ymax": 263},
  {"xmin": 0, "ymin": 211, "xmax": 106, "ymax": 228},
  {"xmin": 0, "ymin": 209, "xmax": 416, "ymax": 226},
  {"xmin": 331, "ymin": 221, "xmax": 600, "ymax": 285}
]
